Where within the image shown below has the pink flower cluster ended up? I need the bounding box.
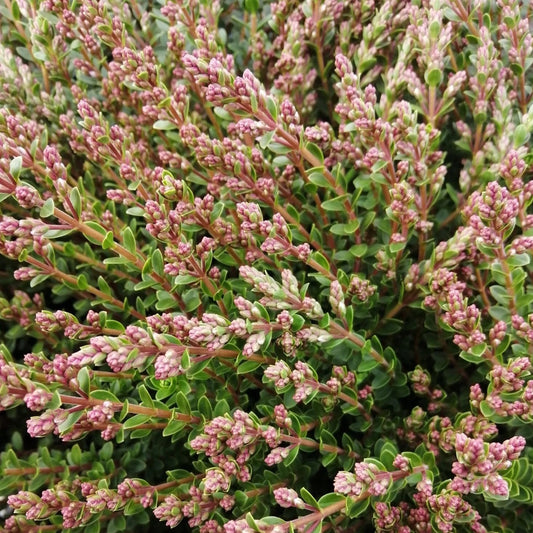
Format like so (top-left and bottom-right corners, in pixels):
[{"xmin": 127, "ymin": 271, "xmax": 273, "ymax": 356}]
[
  {"xmin": 239, "ymin": 266, "xmax": 323, "ymax": 318},
  {"xmin": 334, "ymin": 461, "xmax": 392, "ymax": 498},
  {"xmin": 464, "ymin": 181, "xmax": 519, "ymax": 246},
  {"xmin": 154, "ymin": 486, "xmax": 235, "ymax": 530},
  {"xmin": 190, "ymin": 410, "xmax": 272, "ymax": 484},
  {"xmin": 470, "ymin": 357, "xmax": 533, "ymax": 420},
  {"xmin": 450, "ymin": 433, "xmax": 526, "ymax": 497}
]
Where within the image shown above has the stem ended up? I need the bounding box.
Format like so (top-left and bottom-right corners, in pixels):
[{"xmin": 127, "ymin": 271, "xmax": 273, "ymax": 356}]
[
  {"xmin": 449, "ymin": 0, "xmax": 479, "ymax": 36},
  {"xmin": 24, "ymin": 256, "xmax": 145, "ymax": 320},
  {"xmin": 306, "ymin": 256, "xmax": 337, "ymax": 281},
  {"xmin": 418, "ymin": 183, "xmax": 428, "ymax": 262},
  {"xmin": 52, "ymin": 207, "xmax": 187, "ymax": 311},
  {"xmin": 58, "ymin": 394, "xmax": 199, "ymax": 423},
  {"xmin": 279, "ymin": 500, "xmax": 346, "ymax": 531},
  {"xmin": 188, "ymin": 255, "xmax": 227, "ymax": 315},
  {"xmin": 472, "ymin": 123, "xmax": 483, "ymax": 154},
  {"xmin": 427, "ymin": 85, "xmax": 437, "ymax": 127},
  {"xmin": 131, "ymin": 423, "xmax": 168, "ymax": 430},
  {"xmin": 280, "ymin": 433, "xmax": 360, "ymax": 460},
  {"xmin": 5, "ymin": 463, "xmax": 92, "ymax": 476},
  {"xmin": 496, "ymin": 244, "xmax": 518, "ymax": 316},
  {"xmin": 329, "ymin": 321, "xmax": 392, "ymax": 374},
  {"xmin": 337, "ymin": 391, "xmax": 371, "ymax": 422},
  {"xmin": 53, "ymin": 208, "xmax": 140, "ymax": 266},
  {"xmin": 51, "ymin": 242, "xmax": 138, "ymax": 284},
  {"xmin": 474, "ymin": 267, "xmax": 492, "ymax": 313},
  {"xmin": 92, "ymin": 370, "xmax": 134, "ymax": 379},
  {"xmin": 274, "ymin": 465, "xmax": 428, "ymax": 532},
  {"xmin": 253, "ymin": 108, "xmax": 360, "ymax": 234}
]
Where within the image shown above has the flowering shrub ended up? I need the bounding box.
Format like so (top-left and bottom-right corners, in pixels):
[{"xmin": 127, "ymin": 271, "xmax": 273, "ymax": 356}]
[{"xmin": 0, "ymin": 0, "xmax": 532, "ymax": 531}]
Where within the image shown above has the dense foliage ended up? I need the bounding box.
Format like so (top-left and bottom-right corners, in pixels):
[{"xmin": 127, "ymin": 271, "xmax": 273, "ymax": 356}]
[{"xmin": 0, "ymin": 0, "xmax": 533, "ymax": 531}]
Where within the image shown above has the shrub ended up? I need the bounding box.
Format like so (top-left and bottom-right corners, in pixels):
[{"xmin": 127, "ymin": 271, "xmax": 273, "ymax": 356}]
[{"xmin": 0, "ymin": 0, "xmax": 532, "ymax": 532}]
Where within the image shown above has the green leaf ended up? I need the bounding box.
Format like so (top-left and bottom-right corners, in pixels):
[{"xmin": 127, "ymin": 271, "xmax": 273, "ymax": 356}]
[
  {"xmin": 300, "ymin": 487, "xmax": 319, "ymax": 508},
  {"xmin": 137, "ymin": 384, "xmax": 154, "ymax": 408},
  {"xmin": 489, "ymin": 285, "xmax": 511, "ymax": 305},
  {"xmin": 69, "ymin": 187, "xmax": 82, "ymax": 217},
  {"xmin": 85, "ymin": 520, "xmax": 101, "ymax": 533},
  {"xmin": 350, "ymin": 244, "xmax": 368, "ymax": 257},
  {"xmin": 180, "ymin": 350, "xmax": 190, "ymax": 369},
  {"xmin": 265, "ymin": 95, "xmax": 278, "ymax": 120},
  {"xmin": 507, "ymin": 253, "xmax": 530, "ymax": 267},
  {"xmin": 379, "ymin": 442, "xmax": 399, "ymax": 469},
  {"xmin": 11, "ymin": 0, "xmax": 20, "ymax": 21},
  {"xmin": 308, "ymin": 171, "xmax": 330, "ymax": 188},
  {"xmin": 479, "ymin": 400, "xmax": 495, "ymax": 418},
  {"xmin": 197, "ymin": 396, "xmax": 212, "ymax": 418},
  {"xmin": 153, "ymin": 120, "xmax": 176, "ymax": 130},
  {"xmin": 346, "ymin": 496, "xmax": 370, "ymax": 518},
  {"xmin": 30, "ymin": 273, "xmax": 51, "ymax": 287},
  {"xmin": 151, "ymin": 249, "xmax": 164, "ymax": 277},
  {"xmin": 330, "ymin": 223, "xmax": 348, "ymax": 235},
  {"xmin": 58, "ymin": 410, "xmax": 84, "ymax": 433},
  {"xmin": 425, "ymin": 68, "xmax": 442, "ymax": 87},
  {"xmin": 284, "ymin": 445, "xmax": 300, "ymax": 466},
  {"xmin": 173, "ymin": 274, "xmax": 197, "ymax": 286},
  {"xmin": 322, "ymin": 195, "xmax": 349, "ymax": 212},
  {"xmin": 182, "ymin": 289, "xmax": 201, "ymax": 312},
  {"xmin": 10, "ymin": 156, "xmax": 23, "ymax": 180},
  {"xmin": 126, "ymin": 206, "xmax": 145, "ymax": 216},
  {"xmin": 162, "ymin": 419, "xmax": 186, "ymax": 437},
  {"xmin": 99, "ymin": 441, "xmax": 114, "ymax": 460},
  {"xmin": 156, "ymin": 292, "xmax": 176, "ymax": 310},
  {"xmin": 0, "ymin": 476, "xmax": 18, "ymax": 495},
  {"xmin": 77, "ymin": 367, "xmax": 90, "ymax": 395},
  {"xmin": 68, "ymin": 444, "xmax": 82, "ymax": 465},
  {"xmin": 134, "ymin": 279, "xmax": 159, "ymax": 291},
  {"xmin": 318, "ymin": 493, "xmax": 346, "ymax": 509},
  {"xmin": 213, "ymin": 107, "xmax": 233, "ymax": 121},
  {"xmin": 488, "ymin": 305, "xmax": 511, "ymax": 322},
  {"xmin": 103, "ymin": 256, "xmax": 130, "ymax": 265},
  {"xmin": 43, "ymin": 228, "xmax": 74, "ymax": 239},
  {"xmin": 102, "ymin": 231, "xmax": 114, "ymax": 249},
  {"xmin": 371, "ymin": 371, "xmax": 391, "ymax": 390},
  {"xmin": 244, "ymin": 0, "xmax": 259, "ymax": 14},
  {"xmin": 305, "ymin": 142, "xmax": 324, "ymax": 164},
  {"xmin": 513, "ymin": 124, "xmax": 529, "ymax": 148},
  {"xmin": 40, "ymin": 197, "xmax": 55, "ymax": 218},
  {"xmin": 122, "ymin": 227, "xmax": 137, "ymax": 255},
  {"xmin": 175, "ymin": 392, "xmax": 191, "ymax": 414},
  {"xmin": 123, "ymin": 414, "xmax": 151, "ymax": 429},
  {"xmin": 108, "ymin": 515, "xmax": 126, "ymax": 533},
  {"xmin": 90, "ymin": 389, "xmax": 120, "ymax": 403},
  {"xmin": 77, "ymin": 273, "xmax": 89, "ymax": 291},
  {"xmin": 311, "ymin": 251, "xmax": 330, "ymax": 271},
  {"xmin": 84, "ymin": 221, "xmax": 107, "ymax": 245},
  {"xmin": 213, "ymin": 399, "xmax": 230, "ymax": 417},
  {"xmin": 258, "ymin": 130, "xmax": 274, "ymax": 150},
  {"xmin": 97, "ymin": 276, "xmax": 112, "ymax": 295},
  {"xmin": 237, "ymin": 360, "xmax": 262, "ymax": 374}
]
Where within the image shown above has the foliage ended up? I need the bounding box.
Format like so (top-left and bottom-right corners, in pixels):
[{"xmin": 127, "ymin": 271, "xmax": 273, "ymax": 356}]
[{"xmin": 0, "ymin": 0, "xmax": 532, "ymax": 531}]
